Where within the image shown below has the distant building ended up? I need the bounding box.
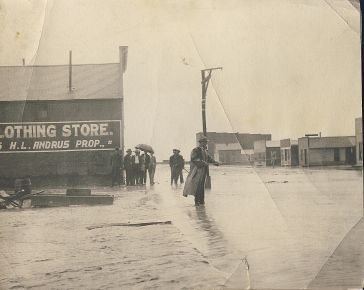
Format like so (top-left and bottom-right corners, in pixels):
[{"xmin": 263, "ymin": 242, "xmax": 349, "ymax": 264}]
[
  {"xmin": 196, "ymin": 132, "xmax": 271, "ymax": 164},
  {"xmin": 280, "ymin": 139, "xmax": 299, "ymax": 166},
  {"xmin": 298, "ymin": 136, "xmax": 356, "ymax": 167},
  {"xmin": 355, "ymin": 117, "xmax": 362, "ymax": 166},
  {"xmin": 253, "ymin": 140, "xmax": 281, "ymax": 167},
  {"xmin": 0, "ymin": 47, "xmax": 128, "ymax": 178}
]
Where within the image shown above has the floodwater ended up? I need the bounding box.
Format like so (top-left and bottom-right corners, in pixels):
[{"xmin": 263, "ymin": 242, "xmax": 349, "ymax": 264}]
[{"xmin": 0, "ymin": 165, "xmax": 362, "ymax": 289}]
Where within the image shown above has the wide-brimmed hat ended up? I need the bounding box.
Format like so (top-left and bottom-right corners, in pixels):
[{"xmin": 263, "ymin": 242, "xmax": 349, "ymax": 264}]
[
  {"xmin": 198, "ymin": 136, "xmax": 208, "ymax": 143},
  {"xmin": 126, "ymin": 149, "xmax": 132, "ymax": 152},
  {"xmin": 173, "ymin": 148, "xmax": 180, "ymax": 153}
]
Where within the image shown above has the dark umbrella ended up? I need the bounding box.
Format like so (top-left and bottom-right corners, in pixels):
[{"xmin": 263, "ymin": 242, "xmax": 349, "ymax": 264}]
[{"xmin": 135, "ymin": 144, "xmax": 154, "ymax": 153}]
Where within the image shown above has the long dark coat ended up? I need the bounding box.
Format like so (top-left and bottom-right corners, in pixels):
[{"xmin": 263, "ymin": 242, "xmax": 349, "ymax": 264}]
[{"xmin": 183, "ymin": 146, "xmax": 215, "ymax": 197}]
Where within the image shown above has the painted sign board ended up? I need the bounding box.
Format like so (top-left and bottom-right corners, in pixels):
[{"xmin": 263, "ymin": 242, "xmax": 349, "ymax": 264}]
[{"xmin": 0, "ymin": 120, "xmax": 121, "ymax": 153}]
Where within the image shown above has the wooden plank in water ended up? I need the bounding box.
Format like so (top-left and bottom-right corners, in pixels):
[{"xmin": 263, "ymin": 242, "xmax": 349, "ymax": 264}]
[
  {"xmin": 66, "ymin": 188, "xmax": 91, "ymax": 196},
  {"xmin": 68, "ymin": 195, "xmax": 113, "ymax": 205},
  {"xmin": 31, "ymin": 195, "xmax": 70, "ymax": 207}
]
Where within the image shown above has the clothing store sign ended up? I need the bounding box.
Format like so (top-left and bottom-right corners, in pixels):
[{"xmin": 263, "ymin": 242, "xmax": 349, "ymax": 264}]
[{"xmin": 0, "ymin": 120, "xmax": 121, "ymax": 153}]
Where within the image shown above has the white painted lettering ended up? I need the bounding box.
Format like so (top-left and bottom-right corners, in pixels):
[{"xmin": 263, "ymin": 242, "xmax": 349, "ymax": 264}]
[
  {"xmin": 44, "ymin": 141, "xmax": 51, "ymax": 149},
  {"xmin": 46, "ymin": 125, "xmax": 56, "ymax": 138},
  {"xmin": 80, "ymin": 124, "xmax": 90, "ymax": 136},
  {"xmin": 90, "ymin": 124, "xmax": 99, "ymax": 136},
  {"xmin": 9, "ymin": 142, "xmax": 16, "ymax": 150},
  {"xmin": 23, "ymin": 126, "xmax": 32, "ymax": 138},
  {"xmin": 63, "ymin": 140, "xmax": 69, "ymax": 149},
  {"xmin": 72, "ymin": 124, "xmax": 80, "ymax": 137},
  {"xmin": 5, "ymin": 126, "xmax": 14, "ymax": 138},
  {"xmin": 62, "ymin": 125, "xmax": 71, "ymax": 137},
  {"xmin": 99, "ymin": 123, "xmax": 109, "ymax": 136},
  {"xmin": 37, "ymin": 125, "xmax": 46, "ymax": 138},
  {"xmin": 14, "ymin": 125, "xmax": 22, "ymax": 138}
]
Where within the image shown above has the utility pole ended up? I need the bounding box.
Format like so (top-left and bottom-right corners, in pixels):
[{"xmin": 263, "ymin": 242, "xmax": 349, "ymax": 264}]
[
  {"xmin": 119, "ymin": 46, "xmax": 128, "ymax": 185},
  {"xmin": 201, "ymin": 67, "xmax": 222, "ymax": 189},
  {"xmin": 69, "ymin": 51, "xmax": 72, "ymax": 93}
]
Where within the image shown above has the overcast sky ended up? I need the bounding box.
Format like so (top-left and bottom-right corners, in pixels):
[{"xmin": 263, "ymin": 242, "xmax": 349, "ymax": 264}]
[{"xmin": 0, "ymin": 0, "xmax": 361, "ymax": 160}]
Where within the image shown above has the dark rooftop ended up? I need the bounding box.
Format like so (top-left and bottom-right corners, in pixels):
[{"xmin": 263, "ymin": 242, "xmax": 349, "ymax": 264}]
[{"xmin": 0, "ymin": 63, "xmax": 121, "ymax": 101}]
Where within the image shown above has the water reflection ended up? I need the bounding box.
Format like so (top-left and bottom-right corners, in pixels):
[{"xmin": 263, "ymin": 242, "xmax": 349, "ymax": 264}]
[
  {"xmin": 191, "ymin": 206, "xmax": 228, "ymax": 257},
  {"xmin": 182, "ymin": 204, "xmax": 245, "ymax": 283}
]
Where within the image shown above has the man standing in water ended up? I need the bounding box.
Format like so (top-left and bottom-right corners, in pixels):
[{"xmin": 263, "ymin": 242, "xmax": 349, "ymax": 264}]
[
  {"xmin": 169, "ymin": 149, "xmax": 184, "ymax": 186},
  {"xmin": 148, "ymin": 152, "xmax": 157, "ymax": 185},
  {"xmin": 183, "ymin": 136, "xmax": 219, "ymax": 206}
]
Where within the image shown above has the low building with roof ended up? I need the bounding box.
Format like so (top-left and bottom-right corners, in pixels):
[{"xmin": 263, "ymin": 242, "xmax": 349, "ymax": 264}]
[
  {"xmin": 298, "ymin": 136, "xmax": 356, "ymax": 167},
  {"xmin": 196, "ymin": 132, "xmax": 271, "ymax": 165},
  {"xmin": 280, "ymin": 139, "xmax": 299, "ymax": 166},
  {"xmin": 0, "ymin": 47, "xmax": 128, "ymax": 178},
  {"xmin": 253, "ymin": 140, "xmax": 281, "ymax": 167}
]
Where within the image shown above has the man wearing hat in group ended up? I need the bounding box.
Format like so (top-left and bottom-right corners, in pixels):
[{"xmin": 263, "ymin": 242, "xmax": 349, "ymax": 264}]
[
  {"xmin": 169, "ymin": 149, "xmax": 185, "ymax": 186},
  {"xmin": 183, "ymin": 136, "xmax": 219, "ymax": 206},
  {"xmin": 123, "ymin": 149, "xmax": 135, "ymax": 186},
  {"xmin": 110, "ymin": 147, "xmax": 122, "ymax": 187},
  {"xmin": 133, "ymin": 149, "xmax": 145, "ymax": 185}
]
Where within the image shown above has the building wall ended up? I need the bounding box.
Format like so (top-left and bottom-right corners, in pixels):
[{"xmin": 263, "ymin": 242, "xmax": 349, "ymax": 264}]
[
  {"xmin": 0, "ymin": 99, "xmax": 123, "ymax": 177},
  {"xmin": 305, "ymin": 148, "xmax": 355, "ymax": 166},
  {"xmin": 0, "ymin": 99, "xmax": 122, "ymax": 122},
  {"xmin": 236, "ymin": 133, "xmax": 271, "ymax": 149},
  {"xmin": 215, "ymin": 143, "xmax": 242, "ymax": 164},
  {"xmin": 280, "ymin": 139, "xmax": 298, "ymax": 167},
  {"xmin": 266, "ymin": 147, "xmax": 281, "ymax": 166},
  {"xmin": 281, "ymin": 147, "xmax": 291, "ymax": 166},
  {"xmin": 298, "ymin": 136, "xmax": 356, "ymax": 167},
  {"xmin": 291, "ymin": 145, "xmax": 299, "ymax": 166},
  {"xmin": 218, "ymin": 150, "xmax": 242, "ymax": 164},
  {"xmin": 241, "ymin": 149, "xmax": 254, "ymax": 165},
  {"xmin": 298, "ymin": 138, "xmax": 308, "ymax": 166},
  {"xmin": 253, "ymin": 140, "xmax": 266, "ymax": 166},
  {"xmin": 355, "ymin": 117, "xmax": 363, "ymax": 166},
  {"xmin": 196, "ymin": 132, "xmax": 271, "ymax": 163},
  {"xmin": 309, "ymin": 148, "xmax": 335, "ymax": 165}
]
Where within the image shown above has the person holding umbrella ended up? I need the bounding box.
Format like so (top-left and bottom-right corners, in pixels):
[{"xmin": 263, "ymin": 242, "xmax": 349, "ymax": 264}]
[
  {"xmin": 133, "ymin": 149, "xmax": 143, "ymax": 185},
  {"xmin": 141, "ymin": 151, "xmax": 150, "ymax": 184},
  {"xmin": 135, "ymin": 144, "xmax": 154, "ymax": 185}
]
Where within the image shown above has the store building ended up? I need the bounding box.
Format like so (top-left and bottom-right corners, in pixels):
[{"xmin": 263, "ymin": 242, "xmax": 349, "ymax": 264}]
[
  {"xmin": 280, "ymin": 139, "xmax": 299, "ymax": 166},
  {"xmin": 0, "ymin": 47, "xmax": 128, "ymax": 178},
  {"xmin": 253, "ymin": 140, "xmax": 281, "ymax": 167},
  {"xmin": 298, "ymin": 136, "xmax": 356, "ymax": 167},
  {"xmin": 196, "ymin": 132, "xmax": 271, "ymax": 164}
]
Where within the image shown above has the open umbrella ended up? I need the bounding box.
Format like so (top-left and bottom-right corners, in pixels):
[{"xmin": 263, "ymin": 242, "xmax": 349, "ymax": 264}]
[{"xmin": 135, "ymin": 144, "xmax": 154, "ymax": 153}]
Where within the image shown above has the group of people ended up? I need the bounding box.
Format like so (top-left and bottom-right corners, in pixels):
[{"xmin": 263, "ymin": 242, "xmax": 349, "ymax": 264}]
[
  {"xmin": 110, "ymin": 148, "xmax": 156, "ymax": 187},
  {"xmin": 111, "ymin": 135, "xmax": 220, "ymax": 207}
]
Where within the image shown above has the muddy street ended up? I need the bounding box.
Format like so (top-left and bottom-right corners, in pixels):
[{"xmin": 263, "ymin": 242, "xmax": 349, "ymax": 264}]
[{"xmin": 0, "ymin": 165, "xmax": 362, "ymax": 289}]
